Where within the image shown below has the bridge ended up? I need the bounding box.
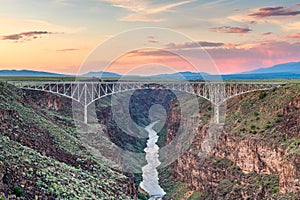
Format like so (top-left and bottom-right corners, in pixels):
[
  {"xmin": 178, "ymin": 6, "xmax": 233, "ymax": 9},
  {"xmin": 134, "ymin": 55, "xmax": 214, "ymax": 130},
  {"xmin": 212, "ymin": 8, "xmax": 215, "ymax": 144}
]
[{"xmin": 9, "ymin": 81, "xmax": 285, "ymax": 124}]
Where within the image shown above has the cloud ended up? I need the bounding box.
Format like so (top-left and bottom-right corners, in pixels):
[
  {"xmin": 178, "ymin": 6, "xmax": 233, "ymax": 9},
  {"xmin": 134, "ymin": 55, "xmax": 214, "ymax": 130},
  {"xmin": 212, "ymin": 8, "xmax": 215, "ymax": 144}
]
[
  {"xmin": 127, "ymin": 49, "xmax": 175, "ymax": 57},
  {"xmin": 53, "ymin": 0, "xmax": 71, "ymax": 7},
  {"xmin": 56, "ymin": 48, "xmax": 80, "ymax": 52},
  {"xmin": 283, "ymin": 22, "xmax": 300, "ymax": 31},
  {"xmin": 103, "ymin": 0, "xmax": 195, "ymax": 22},
  {"xmin": 0, "ymin": 16, "xmax": 86, "ymax": 37},
  {"xmin": 263, "ymin": 32, "xmax": 272, "ymax": 35},
  {"xmin": 166, "ymin": 41, "xmax": 225, "ymax": 49},
  {"xmin": 98, "ymin": 40, "xmax": 300, "ymax": 74},
  {"xmin": 209, "ymin": 26, "xmax": 252, "ymax": 34},
  {"xmin": 283, "ymin": 33, "xmax": 300, "ymax": 39},
  {"xmin": 249, "ymin": 6, "xmax": 300, "ymax": 18},
  {"xmin": 146, "ymin": 36, "xmax": 159, "ymax": 44},
  {"xmin": 103, "ymin": 0, "xmax": 146, "ymax": 12},
  {"xmin": 191, "ymin": 40, "xmax": 300, "ymax": 73},
  {"xmin": 1, "ymin": 31, "xmax": 58, "ymax": 42}
]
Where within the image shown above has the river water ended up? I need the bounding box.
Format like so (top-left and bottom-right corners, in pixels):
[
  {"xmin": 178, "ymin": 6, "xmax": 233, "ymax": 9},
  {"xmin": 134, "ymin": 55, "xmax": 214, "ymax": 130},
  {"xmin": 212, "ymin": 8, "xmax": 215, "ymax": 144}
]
[{"xmin": 140, "ymin": 121, "xmax": 166, "ymax": 200}]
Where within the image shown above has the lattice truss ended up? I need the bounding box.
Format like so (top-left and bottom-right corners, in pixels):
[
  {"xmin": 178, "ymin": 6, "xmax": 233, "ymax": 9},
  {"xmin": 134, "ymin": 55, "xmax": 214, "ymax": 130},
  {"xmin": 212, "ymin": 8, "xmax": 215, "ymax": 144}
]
[{"xmin": 9, "ymin": 81, "xmax": 284, "ymax": 106}]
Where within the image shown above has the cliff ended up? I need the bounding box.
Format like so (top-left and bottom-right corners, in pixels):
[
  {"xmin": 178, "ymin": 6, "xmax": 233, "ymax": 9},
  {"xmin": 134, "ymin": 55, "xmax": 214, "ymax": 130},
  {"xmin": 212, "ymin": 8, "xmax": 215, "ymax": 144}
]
[
  {"xmin": 164, "ymin": 84, "xmax": 300, "ymax": 199},
  {"xmin": 0, "ymin": 82, "xmax": 136, "ymax": 199}
]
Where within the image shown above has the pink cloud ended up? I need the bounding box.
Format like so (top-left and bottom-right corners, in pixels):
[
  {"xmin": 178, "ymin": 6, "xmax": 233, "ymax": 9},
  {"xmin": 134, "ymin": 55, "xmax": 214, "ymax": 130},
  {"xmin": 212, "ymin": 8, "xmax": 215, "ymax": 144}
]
[
  {"xmin": 209, "ymin": 26, "xmax": 252, "ymax": 34},
  {"xmin": 249, "ymin": 6, "xmax": 300, "ymax": 18},
  {"xmin": 262, "ymin": 32, "xmax": 272, "ymax": 35},
  {"xmin": 207, "ymin": 41, "xmax": 300, "ymax": 73},
  {"xmin": 283, "ymin": 33, "xmax": 300, "ymax": 39},
  {"xmin": 1, "ymin": 31, "xmax": 58, "ymax": 42},
  {"xmin": 103, "ymin": 41, "xmax": 300, "ymax": 74},
  {"xmin": 166, "ymin": 41, "xmax": 225, "ymax": 49}
]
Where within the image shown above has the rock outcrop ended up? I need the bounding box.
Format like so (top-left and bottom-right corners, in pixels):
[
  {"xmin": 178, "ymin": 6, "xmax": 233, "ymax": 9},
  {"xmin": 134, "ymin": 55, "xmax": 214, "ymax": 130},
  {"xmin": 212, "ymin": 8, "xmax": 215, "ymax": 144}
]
[{"xmin": 165, "ymin": 84, "xmax": 300, "ymax": 199}]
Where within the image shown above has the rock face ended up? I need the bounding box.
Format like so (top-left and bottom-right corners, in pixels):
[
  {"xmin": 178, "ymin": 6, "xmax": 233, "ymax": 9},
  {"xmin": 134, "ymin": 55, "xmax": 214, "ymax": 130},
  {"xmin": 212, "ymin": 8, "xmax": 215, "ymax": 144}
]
[
  {"xmin": 213, "ymin": 130, "xmax": 300, "ymax": 194},
  {"xmin": 0, "ymin": 83, "xmax": 136, "ymax": 199},
  {"xmin": 165, "ymin": 85, "xmax": 300, "ymax": 199}
]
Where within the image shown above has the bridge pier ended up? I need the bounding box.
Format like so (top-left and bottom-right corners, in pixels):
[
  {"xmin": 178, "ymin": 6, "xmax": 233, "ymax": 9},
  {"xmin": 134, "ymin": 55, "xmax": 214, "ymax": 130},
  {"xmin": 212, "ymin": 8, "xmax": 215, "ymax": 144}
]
[
  {"xmin": 84, "ymin": 105, "xmax": 88, "ymax": 124},
  {"xmin": 214, "ymin": 105, "xmax": 220, "ymax": 124}
]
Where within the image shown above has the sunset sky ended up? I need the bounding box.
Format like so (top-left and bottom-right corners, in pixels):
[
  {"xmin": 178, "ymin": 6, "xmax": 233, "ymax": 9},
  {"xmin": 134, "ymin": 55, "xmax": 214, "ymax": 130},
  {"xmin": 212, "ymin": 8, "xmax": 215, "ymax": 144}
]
[{"xmin": 1, "ymin": 0, "xmax": 300, "ymax": 75}]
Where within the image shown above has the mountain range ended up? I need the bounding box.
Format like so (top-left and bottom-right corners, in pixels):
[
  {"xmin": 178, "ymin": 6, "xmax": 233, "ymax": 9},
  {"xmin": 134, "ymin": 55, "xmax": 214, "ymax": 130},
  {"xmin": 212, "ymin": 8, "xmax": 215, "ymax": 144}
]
[
  {"xmin": 1, "ymin": 61, "xmax": 299, "ymax": 80},
  {"xmin": 0, "ymin": 70, "xmax": 68, "ymax": 77},
  {"xmin": 243, "ymin": 62, "xmax": 300, "ymax": 74}
]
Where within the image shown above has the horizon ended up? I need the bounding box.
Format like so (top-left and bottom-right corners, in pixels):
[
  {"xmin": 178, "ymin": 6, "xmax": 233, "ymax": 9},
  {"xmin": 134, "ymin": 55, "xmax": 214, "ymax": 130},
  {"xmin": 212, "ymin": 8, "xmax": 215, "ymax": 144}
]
[
  {"xmin": 1, "ymin": 59, "xmax": 300, "ymax": 77},
  {"xmin": 1, "ymin": 1, "xmax": 300, "ymax": 75}
]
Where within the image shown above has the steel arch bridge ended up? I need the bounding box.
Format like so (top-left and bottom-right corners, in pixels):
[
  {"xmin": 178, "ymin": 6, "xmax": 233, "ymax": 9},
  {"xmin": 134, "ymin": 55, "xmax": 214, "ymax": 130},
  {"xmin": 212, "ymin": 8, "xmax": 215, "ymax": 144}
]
[{"xmin": 9, "ymin": 81, "xmax": 286, "ymax": 123}]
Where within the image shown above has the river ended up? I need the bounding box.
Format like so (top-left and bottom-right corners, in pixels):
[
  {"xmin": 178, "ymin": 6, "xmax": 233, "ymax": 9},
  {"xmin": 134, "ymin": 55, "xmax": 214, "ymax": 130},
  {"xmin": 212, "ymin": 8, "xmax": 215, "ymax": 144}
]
[{"xmin": 140, "ymin": 121, "xmax": 166, "ymax": 200}]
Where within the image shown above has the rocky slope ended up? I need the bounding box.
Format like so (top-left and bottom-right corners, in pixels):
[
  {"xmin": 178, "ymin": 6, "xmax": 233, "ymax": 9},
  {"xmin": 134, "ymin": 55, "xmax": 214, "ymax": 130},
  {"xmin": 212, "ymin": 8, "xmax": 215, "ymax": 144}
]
[
  {"xmin": 162, "ymin": 84, "xmax": 300, "ymax": 199},
  {"xmin": 3, "ymin": 81, "xmax": 299, "ymax": 200},
  {"xmin": 0, "ymin": 82, "xmax": 136, "ymax": 199}
]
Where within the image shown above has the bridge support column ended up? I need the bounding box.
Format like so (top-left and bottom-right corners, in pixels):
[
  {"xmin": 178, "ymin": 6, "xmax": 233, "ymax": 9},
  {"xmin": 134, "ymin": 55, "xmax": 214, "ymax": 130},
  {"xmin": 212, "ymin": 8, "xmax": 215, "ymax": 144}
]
[
  {"xmin": 214, "ymin": 105, "xmax": 220, "ymax": 124},
  {"xmin": 84, "ymin": 105, "xmax": 88, "ymax": 124}
]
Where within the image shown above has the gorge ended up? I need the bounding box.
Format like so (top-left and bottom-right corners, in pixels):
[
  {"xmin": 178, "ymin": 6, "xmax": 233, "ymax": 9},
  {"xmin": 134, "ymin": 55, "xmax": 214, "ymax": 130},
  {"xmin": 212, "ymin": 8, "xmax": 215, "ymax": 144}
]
[{"xmin": 0, "ymin": 82, "xmax": 299, "ymax": 199}]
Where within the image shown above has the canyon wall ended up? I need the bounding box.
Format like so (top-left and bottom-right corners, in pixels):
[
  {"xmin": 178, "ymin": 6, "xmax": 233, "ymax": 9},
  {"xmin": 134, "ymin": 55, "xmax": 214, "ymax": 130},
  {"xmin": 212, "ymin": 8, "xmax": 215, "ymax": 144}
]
[{"xmin": 165, "ymin": 84, "xmax": 300, "ymax": 199}]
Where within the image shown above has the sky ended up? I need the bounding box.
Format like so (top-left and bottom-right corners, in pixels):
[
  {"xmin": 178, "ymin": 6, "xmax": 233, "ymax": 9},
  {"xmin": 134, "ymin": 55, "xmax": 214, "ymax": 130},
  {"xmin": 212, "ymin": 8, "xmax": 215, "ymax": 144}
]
[{"xmin": 0, "ymin": 0, "xmax": 300, "ymax": 75}]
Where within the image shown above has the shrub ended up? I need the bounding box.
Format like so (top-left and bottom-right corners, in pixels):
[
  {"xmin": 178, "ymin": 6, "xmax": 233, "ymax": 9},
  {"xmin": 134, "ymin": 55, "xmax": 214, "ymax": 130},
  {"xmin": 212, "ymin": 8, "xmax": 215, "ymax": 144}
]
[
  {"xmin": 137, "ymin": 192, "xmax": 148, "ymax": 200},
  {"xmin": 253, "ymin": 111, "xmax": 259, "ymax": 116},
  {"xmin": 265, "ymin": 122, "xmax": 271, "ymax": 129},
  {"xmin": 259, "ymin": 92, "xmax": 267, "ymax": 99},
  {"xmin": 250, "ymin": 125, "xmax": 256, "ymax": 130},
  {"xmin": 189, "ymin": 191, "xmax": 203, "ymax": 199},
  {"xmin": 75, "ymin": 165, "xmax": 81, "ymax": 169},
  {"xmin": 274, "ymin": 117, "xmax": 281, "ymax": 123},
  {"xmin": 13, "ymin": 186, "xmax": 23, "ymax": 197},
  {"xmin": 272, "ymin": 188, "xmax": 278, "ymax": 194}
]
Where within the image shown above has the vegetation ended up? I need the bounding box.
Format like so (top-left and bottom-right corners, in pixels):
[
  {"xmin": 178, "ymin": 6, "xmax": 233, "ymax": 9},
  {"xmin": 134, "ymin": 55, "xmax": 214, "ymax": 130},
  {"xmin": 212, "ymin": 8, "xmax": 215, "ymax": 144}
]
[
  {"xmin": 12, "ymin": 186, "xmax": 23, "ymax": 197},
  {"xmin": 161, "ymin": 83, "xmax": 300, "ymax": 199},
  {"xmin": 0, "ymin": 82, "xmax": 134, "ymax": 199}
]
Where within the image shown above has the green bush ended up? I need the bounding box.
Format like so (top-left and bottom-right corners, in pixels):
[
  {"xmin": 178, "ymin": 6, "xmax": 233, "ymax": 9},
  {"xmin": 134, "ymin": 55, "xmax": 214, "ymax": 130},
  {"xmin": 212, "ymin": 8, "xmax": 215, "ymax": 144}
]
[
  {"xmin": 75, "ymin": 165, "xmax": 81, "ymax": 169},
  {"xmin": 13, "ymin": 186, "xmax": 23, "ymax": 197},
  {"xmin": 137, "ymin": 192, "xmax": 148, "ymax": 200},
  {"xmin": 188, "ymin": 191, "xmax": 203, "ymax": 199},
  {"xmin": 253, "ymin": 111, "xmax": 259, "ymax": 116},
  {"xmin": 274, "ymin": 117, "xmax": 281, "ymax": 123},
  {"xmin": 259, "ymin": 92, "xmax": 267, "ymax": 99},
  {"xmin": 240, "ymin": 128, "xmax": 246, "ymax": 132},
  {"xmin": 265, "ymin": 121, "xmax": 272, "ymax": 129}
]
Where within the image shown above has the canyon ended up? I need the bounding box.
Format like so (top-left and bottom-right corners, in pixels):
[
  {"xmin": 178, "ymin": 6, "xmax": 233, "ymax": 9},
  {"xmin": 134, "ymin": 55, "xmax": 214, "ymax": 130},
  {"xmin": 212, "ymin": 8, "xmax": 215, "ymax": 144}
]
[{"xmin": 0, "ymin": 82, "xmax": 299, "ymax": 199}]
